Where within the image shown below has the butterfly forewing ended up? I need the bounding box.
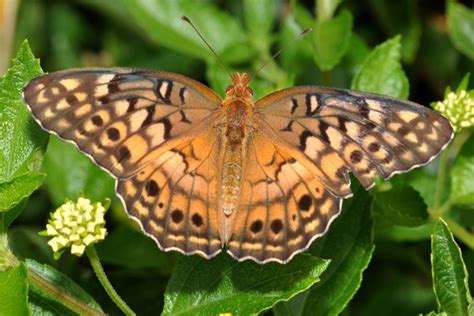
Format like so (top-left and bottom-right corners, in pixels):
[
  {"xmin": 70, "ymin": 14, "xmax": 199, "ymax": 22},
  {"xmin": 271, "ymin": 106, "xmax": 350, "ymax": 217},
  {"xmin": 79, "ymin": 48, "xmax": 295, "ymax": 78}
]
[
  {"xmin": 256, "ymin": 86, "xmax": 453, "ymax": 196},
  {"xmin": 23, "ymin": 69, "xmax": 221, "ymax": 176}
]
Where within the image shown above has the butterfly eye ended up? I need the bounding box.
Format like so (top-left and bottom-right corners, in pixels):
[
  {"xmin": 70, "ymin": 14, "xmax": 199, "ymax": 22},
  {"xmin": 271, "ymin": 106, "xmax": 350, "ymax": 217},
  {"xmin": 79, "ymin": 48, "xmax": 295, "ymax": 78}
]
[
  {"xmin": 247, "ymin": 87, "xmax": 253, "ymax": 95},
  {"xmin": 225, "ymin": 85, "xmax": 233, "ymax": 93}
]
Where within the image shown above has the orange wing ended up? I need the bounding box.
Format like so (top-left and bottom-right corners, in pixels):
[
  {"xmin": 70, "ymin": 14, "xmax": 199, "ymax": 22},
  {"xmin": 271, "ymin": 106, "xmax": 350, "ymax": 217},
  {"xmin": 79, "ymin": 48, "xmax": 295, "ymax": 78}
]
[
  {"xmin": 226, "ymin": 85, "xmax": 453, "ymax": 263},
  {"xmin": 256, "ymin": 86, "xmax": 453, "ymax": 195},
  {"xmin": 227, "ymin": 132, "xmax": 342, "ymax": 263},
  {"xmin": 23, "ymin": 68, "xmax": 221, "ymax": 177},
  {"xmin": 23, "ymin": 68, "xmax": 224, "ymax": 259}
]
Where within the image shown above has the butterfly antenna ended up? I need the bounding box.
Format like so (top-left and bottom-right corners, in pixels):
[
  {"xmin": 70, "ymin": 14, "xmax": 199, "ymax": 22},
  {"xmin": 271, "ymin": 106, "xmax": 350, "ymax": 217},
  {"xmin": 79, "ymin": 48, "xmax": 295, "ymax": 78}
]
[
  {"xmin": 181, "ymin": 16, "xmax": 233, "ymax": 80},
  {"xmin": 249, "ymin": 28, "xmax": 312, "ymax": 82}
]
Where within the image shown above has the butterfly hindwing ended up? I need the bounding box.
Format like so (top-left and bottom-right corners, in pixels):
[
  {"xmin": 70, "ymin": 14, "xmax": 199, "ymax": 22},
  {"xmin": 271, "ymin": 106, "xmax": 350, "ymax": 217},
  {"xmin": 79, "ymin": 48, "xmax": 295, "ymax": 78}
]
[
  {"xmin": 227, "ymin": 132, "xmax": 342, "ymax": 263},
  {"xmin": 256, "ymin": 86, "xmax": 453, "ymax": 195},
  {"xmin": 116, "ymin": 127, "xmax": 222, "ymax": 258}
]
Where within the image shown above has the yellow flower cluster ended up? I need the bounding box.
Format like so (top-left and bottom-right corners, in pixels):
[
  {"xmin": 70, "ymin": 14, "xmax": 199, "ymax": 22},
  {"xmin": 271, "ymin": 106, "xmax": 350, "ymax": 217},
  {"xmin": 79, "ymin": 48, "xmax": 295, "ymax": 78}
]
[
  {"xmin": 434, "ymin": 90, "xmax": 474, "ymax": 132},
  {"xmin": 41, "ymin": 197, "xmax": 107, "ymax": 258}
]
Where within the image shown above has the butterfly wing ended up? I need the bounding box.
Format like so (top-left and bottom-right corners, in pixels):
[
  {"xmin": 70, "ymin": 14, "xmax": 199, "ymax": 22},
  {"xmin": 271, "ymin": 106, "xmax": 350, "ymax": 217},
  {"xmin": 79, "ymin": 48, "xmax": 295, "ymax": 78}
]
[
  {"xmin": 23, "ymin": 68, "xmax": 221, "ymax": 177},
  {"xmin": 228, "ymin": 86, "xmax": 454, "ymax": 263},
  {"xmin": 227, "ymin": 132, "xmax": 342, "ymax": 263},
  {"xmin": 23, "ymin": 68, "xmax": 224, "ymax": 258},
  {"xmin": 256, "ymin": 86, "xmax": 453, "ymax": 194},
  {"xmin": 116, "ymin": 126, "xmax": 222, "ymax": 258}
]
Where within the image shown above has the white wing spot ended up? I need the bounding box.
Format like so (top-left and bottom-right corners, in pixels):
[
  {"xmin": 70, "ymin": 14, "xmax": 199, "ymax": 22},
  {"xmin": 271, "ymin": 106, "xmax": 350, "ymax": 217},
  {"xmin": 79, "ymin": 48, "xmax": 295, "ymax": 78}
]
[
  {"xmin": 398, "ymin": 111, "xmax": 419, "ymax": 123},
  {"xmin": 59, "ymin": 79, "xmax": 80, "ymax": 91},
  {"xmin": 96, "ymin": 74, "xmax": 115, "ymax": 84},
  {"xmin": 159, "ymin": 81, "xmax": 169, "ymax": 98},
  {"xmin": 56, "ymin": 98, "xmax": 69, "ymax": 110},
  {"xmin": 310, "ymin": 95, "xmax": 318, "ymax": 113}
]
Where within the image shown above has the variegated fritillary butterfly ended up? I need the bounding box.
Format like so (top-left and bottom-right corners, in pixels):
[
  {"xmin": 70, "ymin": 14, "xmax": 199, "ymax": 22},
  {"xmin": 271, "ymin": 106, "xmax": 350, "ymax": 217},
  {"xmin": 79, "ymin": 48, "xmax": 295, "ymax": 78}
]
[{"xmin": 23, "ymin": 69, "xmax": 453, "ymax": 263}]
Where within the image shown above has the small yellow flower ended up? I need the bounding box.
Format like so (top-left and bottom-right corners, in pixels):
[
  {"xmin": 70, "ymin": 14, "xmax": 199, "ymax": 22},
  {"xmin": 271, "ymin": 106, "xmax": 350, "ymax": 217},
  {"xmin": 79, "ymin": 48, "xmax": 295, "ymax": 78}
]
[
  {"xmin": 40, "ymin": 197, "xmax": 109, "ymax": 258},
  {"xmin": 433, "ymin": 76, "xmax": 474, "ymax": 132}
]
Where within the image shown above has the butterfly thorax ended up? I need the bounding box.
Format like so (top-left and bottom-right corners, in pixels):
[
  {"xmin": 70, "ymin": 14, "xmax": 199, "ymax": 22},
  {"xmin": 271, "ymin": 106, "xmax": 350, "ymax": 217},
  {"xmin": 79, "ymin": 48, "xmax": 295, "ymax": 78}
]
[{"xmin": 219, "ymin": 72, "xmax": 255, "ymax": 226}]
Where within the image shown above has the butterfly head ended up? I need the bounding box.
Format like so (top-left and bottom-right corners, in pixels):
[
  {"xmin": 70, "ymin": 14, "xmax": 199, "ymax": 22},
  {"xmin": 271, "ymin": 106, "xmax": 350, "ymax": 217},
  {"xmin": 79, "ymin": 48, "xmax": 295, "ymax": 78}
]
[{"xmin": 225, "ymin": 72, "xmax": 253, "ymax": 101}]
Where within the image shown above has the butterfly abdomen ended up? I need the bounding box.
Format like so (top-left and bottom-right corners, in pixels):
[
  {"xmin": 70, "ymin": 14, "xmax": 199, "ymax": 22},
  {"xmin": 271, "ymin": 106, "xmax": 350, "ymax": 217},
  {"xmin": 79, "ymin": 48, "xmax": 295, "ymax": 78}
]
[
  {"xmin": 221, "ymin": 141, "xmax": 243, "ymax": 215},
  {"xmin": 219, "ymin": 97, "xmax": 252, "ymax": 218}
]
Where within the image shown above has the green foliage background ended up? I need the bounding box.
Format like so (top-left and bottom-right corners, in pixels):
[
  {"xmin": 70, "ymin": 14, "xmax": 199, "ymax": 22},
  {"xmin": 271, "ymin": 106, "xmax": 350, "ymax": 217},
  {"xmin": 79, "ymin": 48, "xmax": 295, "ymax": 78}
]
[{"xmin": 0, "ymin": 0, "xmax": 473, "ymax": 315}]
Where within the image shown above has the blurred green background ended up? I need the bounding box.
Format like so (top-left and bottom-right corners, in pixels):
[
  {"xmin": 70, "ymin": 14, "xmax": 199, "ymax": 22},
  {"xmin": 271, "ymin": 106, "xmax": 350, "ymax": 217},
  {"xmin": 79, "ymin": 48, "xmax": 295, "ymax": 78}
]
[
  {"xmin": 1, "ymin": 0, "xmax": 473, "ymax": 315},
  {"xmin": 5, "ymin": 0, "xmax": 472, "ymax": 101}
]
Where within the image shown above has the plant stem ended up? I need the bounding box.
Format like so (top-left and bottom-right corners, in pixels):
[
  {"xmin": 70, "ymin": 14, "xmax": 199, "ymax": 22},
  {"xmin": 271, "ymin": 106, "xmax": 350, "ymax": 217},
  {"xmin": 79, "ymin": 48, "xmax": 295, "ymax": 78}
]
[
  {"xmin": 86, "ymin": 246, "xmax": 136, "ymax": 316},
  {"xmin": 432, "ymin": 129, "xmax": 471, "ymax": 218},
  {"xmin": 322, "ymin": 70, "xmax": 332, "ymax": 86},
  {"xmin": 449, "ymin": 128, "xmax": 471, "ymax": 157},
  {"xmin": 431, "ymin": 129, "xmax": 474, "ymax": 248},
  {"xmin": 444, "ymin": 217, "xmax": 474, "ymax": 249},
  {"xmin": 433, "ymin": 147, "xmax": 450, "ymax": 217}
]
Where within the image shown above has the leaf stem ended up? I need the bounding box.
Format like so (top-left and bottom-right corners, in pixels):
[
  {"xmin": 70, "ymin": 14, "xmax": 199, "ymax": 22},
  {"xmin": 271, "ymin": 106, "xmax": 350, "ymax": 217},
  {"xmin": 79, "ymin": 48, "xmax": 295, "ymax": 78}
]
[
  {"xmin": 27, "ymin": 265, "xmax": 105, "ymax": 316},
  {"xmin": 443, "ymin": 217, "xmax": 474, "ymax": 249},
  {"xmin": 86, "ymin": 246, "xmax": 136, "ymax": 316}
]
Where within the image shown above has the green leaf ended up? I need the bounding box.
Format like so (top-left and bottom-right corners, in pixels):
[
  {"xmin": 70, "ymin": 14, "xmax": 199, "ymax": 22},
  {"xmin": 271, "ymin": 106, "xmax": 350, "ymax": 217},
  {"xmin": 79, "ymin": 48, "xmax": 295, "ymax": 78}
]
[
  {"xmin": 450, "ymin": 134, "xmax": 474, "ymax": 205},
  {"xmin": 293, "ymin": 2, "xmax": 314, "ymax": 27},
  {"xmin": 305, "ymin": 184, "xmax": 374, "ymax": 315},
  {"xmin": 26, "ymin": 259, "xmax": 103, "ymax": 315},
  {"xmin": 426, "ymin": 312, "xmax": 448, "ymax": 316},
  {"xmin": 456, "ymin": 73, "xmax": 471, "ymax": 93},
  {"xmin": 14, "ymin": 1, "xmax": 47, "ymax": 59},
  {"xmin": 120, "ymin": 0, "xmax": 251, "ymax": 63},
  {"xmin": 279, "ymin": 14, "xmax": 314, "ymax": 76},
  {"xmin": 81, "ymin": 0, "xmax": 252, "ymax": 63},
  {"xmin": 368, "ymin": 0, "xmax": 422, "ymax": 63},
  {"xmin": 8, "ymin": 227, "xmax": 55, "ymax": 266},
  {"xmin": 316, "ymin": 0, "xmax": 343, "ymax": 22},
  {"xmin": 0, "ymin": 173, "xmax": 45, "ymax": 211},
  {"xmin": 375, "ymin": 222, "xmax": 434, "ymax": 243},
  {"xmin": 244, "ymin": 0, "xmax": 276, "ymax": 54},
  {"xmin": 344, "ymin": 34, "xmax": 371, "ymax": 67},
  {"xmin": 95, "ymin": 225, "xmax": 175, "ymax": 272},
  {"xmin": 351, "ymin": 35, "xmax": 409, "ymax": 99},
  {"xmin": 347, "ymin": 260, "xmax": 436, "ymax": 315},
  {"xmin": 47, "ymin": 3, "xmax": 93, "ymax": 69},
  {"xmin": 373, "ymin": 182, "xmax": 429, "ymax": 227},
  {"xmin": 431, "ymin": 219, "xmax": 473, "ymax": 316},
  {"xmin": 1, "ymin": 200, "xmax": 28, "ymax": 232},
  {"xmin": 0, "ymin": 40, "xmax": 46, "ymax": 187},
  {"xmin": 206, "ymin": 61, "xmax": 229, "ymax": 97},
  {"xmin": 0, "ymin": 263, "xmax": 29, "ymax": 315},
  {"xmin": 447, "ymin": 1, "xmax": 474, "ymax": 60},
  {"xmin": 276, "ymin": 183, "xmax": 375, "ymax": 316},
  {"xmin": 407, "ymin": 167, "xmax": 438, "ymax": 209},
  {"xmin": 43, "ymin": 136, "xmax": 114, "ymax": 206},
  {"xmin": 163, "ymin": 253, "xmax": 329, "ymax": 315},
  {"xmin": 313, "ymin": 9, "xmax": 353, "ymax": 71}
]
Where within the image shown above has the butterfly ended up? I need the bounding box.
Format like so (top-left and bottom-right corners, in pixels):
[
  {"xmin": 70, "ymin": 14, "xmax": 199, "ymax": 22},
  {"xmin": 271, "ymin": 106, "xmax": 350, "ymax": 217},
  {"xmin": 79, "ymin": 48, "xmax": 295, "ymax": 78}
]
[{"xmin": 23, "ymin": 68, "xmax": 453, "ymax": 264}]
